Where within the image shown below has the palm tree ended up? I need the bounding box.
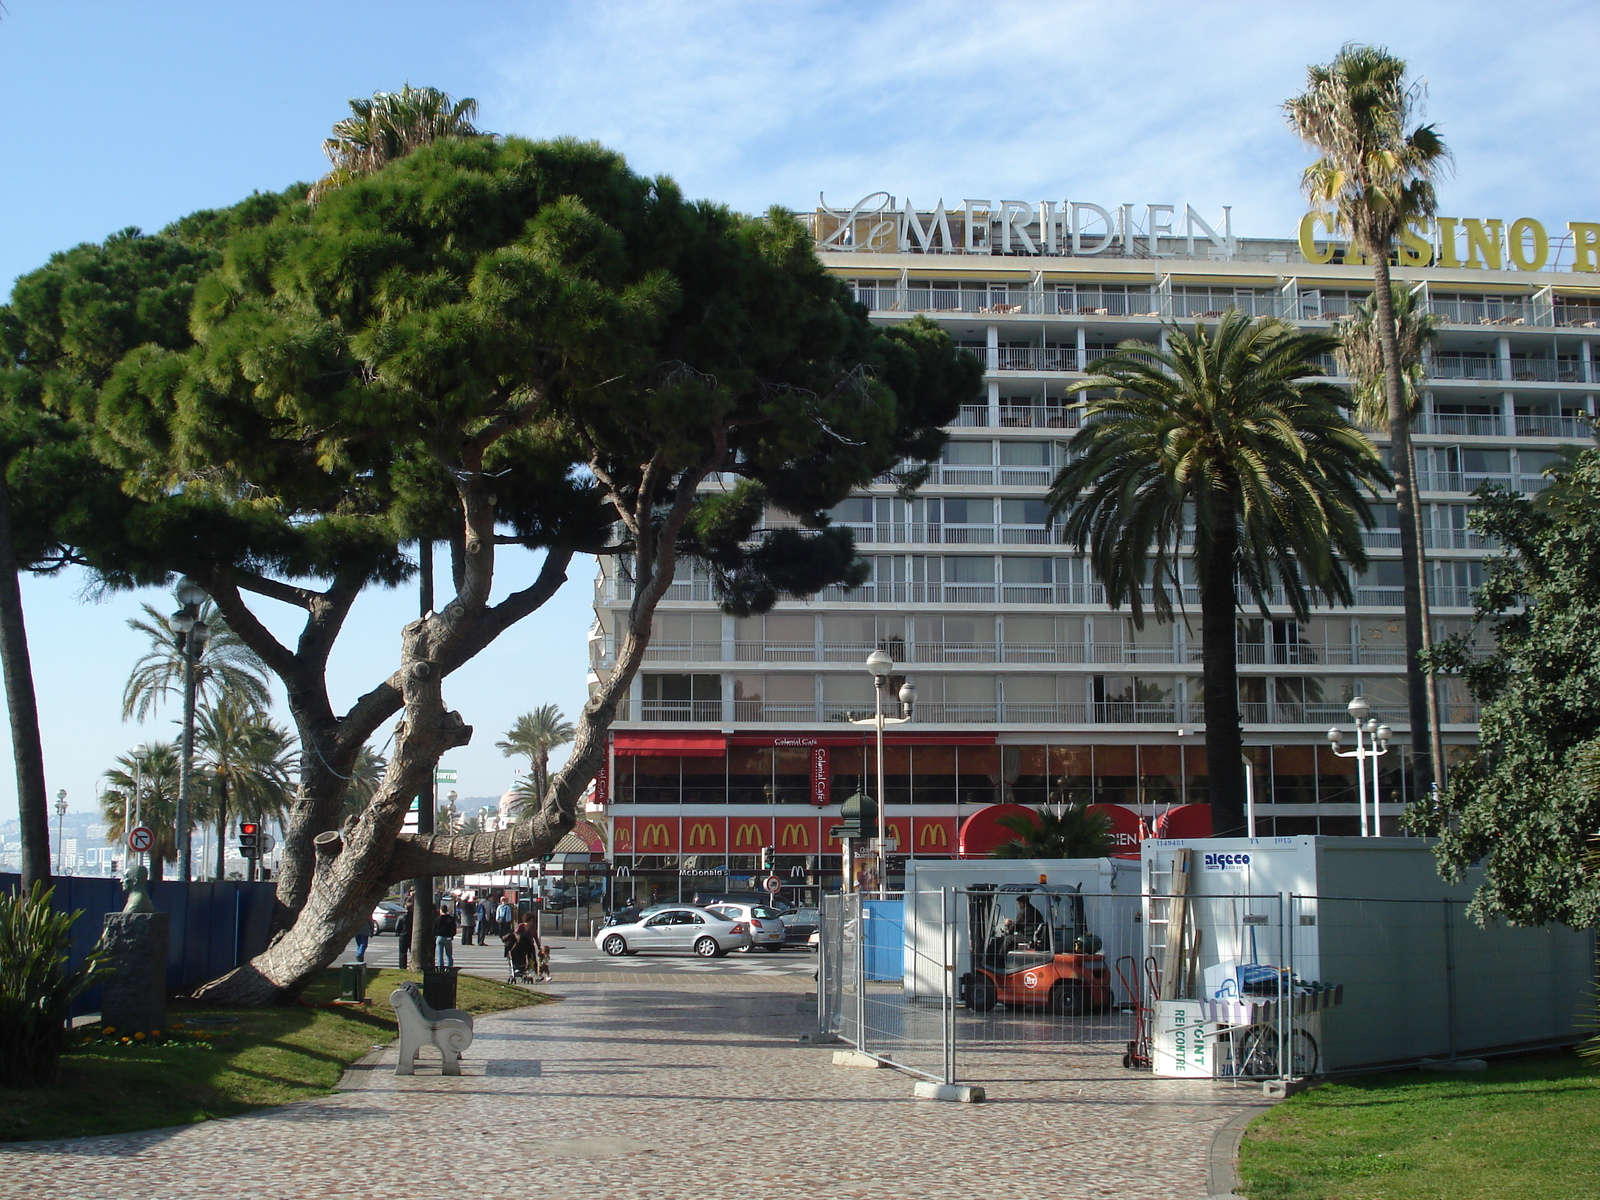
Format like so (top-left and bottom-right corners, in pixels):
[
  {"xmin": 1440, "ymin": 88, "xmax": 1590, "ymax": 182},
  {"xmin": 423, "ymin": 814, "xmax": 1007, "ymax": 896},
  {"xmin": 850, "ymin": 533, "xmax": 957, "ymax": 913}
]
[
  {"xmin": 1048, "ymin": 312, "xmax": 1387, "ymax": 835},
  {"xmin": 340, "ymin": 744, "xmax": 388, "ymax": 823},
  {"xmin": 193, "ymin": 694, "xmax": 296, "ymax": 879},
  {"xmin": 101, "ymin": 743, "xmax": 181, "ymax": 881},
  {"xmin": 992, "ymin": 803, "xmax": 1114, "ymax": 859},
  {"xmin": 1340, "ymin": 285, "xmax": 1448, "ymax": 779},
  {"xmin": 121, "ymin": 601, "xmax": 269, "ymax": 722},
  {"xmin": 308, "ymin": 85, "xmax": 482, "ymax": 203},
  {"xmin": 497, "ymin": 705, "xmax": 575, "ymax": 810},
  {"xmin": 1286, "ymin": 43, "xmax": 1452, "ymax": 800}
]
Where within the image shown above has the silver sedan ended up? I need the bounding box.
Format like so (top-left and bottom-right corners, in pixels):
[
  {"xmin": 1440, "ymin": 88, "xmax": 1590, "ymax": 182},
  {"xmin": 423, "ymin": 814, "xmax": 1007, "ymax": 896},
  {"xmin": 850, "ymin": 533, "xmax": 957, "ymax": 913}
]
[{"xmin": 594, "ymin": 906, "xmax": 752, "ymax": 958}]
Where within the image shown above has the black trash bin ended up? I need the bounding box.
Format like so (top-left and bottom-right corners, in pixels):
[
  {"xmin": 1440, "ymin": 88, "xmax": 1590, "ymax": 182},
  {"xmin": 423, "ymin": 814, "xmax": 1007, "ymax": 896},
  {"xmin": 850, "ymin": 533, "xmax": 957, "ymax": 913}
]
[
  {"xmin": 339, "ymin": 962, "xmax": 368, "ymax": 1002},
  {"xmin": 421, "ymin": 967, "xmax": 460, "ymax": 1010}
]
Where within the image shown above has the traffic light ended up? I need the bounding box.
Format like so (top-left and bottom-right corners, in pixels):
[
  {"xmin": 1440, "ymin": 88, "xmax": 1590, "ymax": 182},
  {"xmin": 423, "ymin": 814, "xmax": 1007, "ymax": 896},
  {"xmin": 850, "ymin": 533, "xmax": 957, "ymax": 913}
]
[
  {"xmin": 760, "ymin": 845, "xmax": 774, "ymax": 872},
  {"xmin": 239, "ymin": 822, "xmax": 259, "ymax": 859}
]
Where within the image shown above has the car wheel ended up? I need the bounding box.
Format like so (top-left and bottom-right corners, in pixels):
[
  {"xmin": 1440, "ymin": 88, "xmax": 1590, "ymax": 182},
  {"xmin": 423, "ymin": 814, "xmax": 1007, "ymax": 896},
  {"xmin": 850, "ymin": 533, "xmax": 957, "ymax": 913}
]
[
  {"xmin": 601, "ymin": 934, "xmax": 628, "ymax": 957},
  {"xmin": 694, "ymin": 937, "xmax": 720, "ymax": 958},
  {"xmin": 1048, "ymin": 981, "xmax": 1088, "ymax": 1016}
]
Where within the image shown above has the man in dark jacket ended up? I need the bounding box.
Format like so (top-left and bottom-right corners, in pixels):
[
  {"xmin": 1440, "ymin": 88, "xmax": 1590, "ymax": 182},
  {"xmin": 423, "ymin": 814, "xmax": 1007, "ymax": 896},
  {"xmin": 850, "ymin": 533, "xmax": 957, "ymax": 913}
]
[
  {"xmin": 435, "ymin": 905, "xmax": 458, "ymax": 969},
  {"xmin": 396, "ymin": 902, "xmax": 413, "ymax": 970}
]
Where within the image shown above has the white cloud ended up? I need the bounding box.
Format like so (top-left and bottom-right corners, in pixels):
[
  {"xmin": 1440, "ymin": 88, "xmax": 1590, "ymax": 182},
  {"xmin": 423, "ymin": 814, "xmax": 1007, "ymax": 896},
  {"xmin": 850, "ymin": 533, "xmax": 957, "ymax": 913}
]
[{"xmin": 482, "ymin": 0, "xmax": 1597, "ymax": 239}]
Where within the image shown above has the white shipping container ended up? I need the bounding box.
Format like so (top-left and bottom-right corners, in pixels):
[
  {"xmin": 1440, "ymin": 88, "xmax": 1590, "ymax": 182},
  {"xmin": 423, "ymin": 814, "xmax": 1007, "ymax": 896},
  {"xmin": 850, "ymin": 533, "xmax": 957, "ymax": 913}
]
[{"xmin": 1141, "ymin": 836, "xmax": 1593, "ymax": 1073}]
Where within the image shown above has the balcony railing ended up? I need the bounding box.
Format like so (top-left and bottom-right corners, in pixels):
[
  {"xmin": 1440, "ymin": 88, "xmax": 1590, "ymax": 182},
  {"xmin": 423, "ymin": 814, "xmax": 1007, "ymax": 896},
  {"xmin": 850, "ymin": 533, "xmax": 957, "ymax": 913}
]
[
  {"xmin": 996, "ymin": 346, "xmax": 1078, "ymax": 372},
  {"xmin": 1415, "ymin": 412, "xmax": 1506, "ymax": 437},
  {"xmin": 640, "ymin": 699, "xmax": 725, "ymax": 722},
  {"xmin": 1430, "ymin": 355, "xmax": 1499, "ymax": 381},
  {"xmin": 1428, "ymin": 298, "xmax": 1536, "ymax": 326},
  {"xmin": 1515, "ymin": 413, "xmax": 1590, "ymax": 438},
  {"xmin": 998, "ymin": 405, "xmax": 1080, "ymax": 429}
]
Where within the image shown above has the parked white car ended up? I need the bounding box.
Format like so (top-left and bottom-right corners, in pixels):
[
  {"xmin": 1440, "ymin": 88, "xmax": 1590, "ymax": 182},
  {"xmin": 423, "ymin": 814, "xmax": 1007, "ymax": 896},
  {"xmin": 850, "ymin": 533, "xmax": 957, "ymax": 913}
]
[
  {"xmin": 704, "ymin": 901, "xmax": 788, "ymax": 952},
  {"xmin": 594, "ymin": 906, "xmax": 751, "ymax": 958}
]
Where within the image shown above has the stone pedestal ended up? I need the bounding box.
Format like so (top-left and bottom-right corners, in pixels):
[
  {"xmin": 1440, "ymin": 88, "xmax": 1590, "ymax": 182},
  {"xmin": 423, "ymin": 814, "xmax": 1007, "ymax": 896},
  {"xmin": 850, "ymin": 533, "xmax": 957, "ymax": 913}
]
[{"xmin": 100, "ymin": 912, "xmax": 169, "ymax": 1033}]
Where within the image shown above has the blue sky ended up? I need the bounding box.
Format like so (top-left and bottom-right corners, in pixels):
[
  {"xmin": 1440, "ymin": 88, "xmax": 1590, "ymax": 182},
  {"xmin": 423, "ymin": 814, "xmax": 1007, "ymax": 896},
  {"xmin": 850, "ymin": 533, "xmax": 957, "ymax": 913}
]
[{"xmin": 2, "ymin": 0, "xmax": 1596, "ymax": 821}]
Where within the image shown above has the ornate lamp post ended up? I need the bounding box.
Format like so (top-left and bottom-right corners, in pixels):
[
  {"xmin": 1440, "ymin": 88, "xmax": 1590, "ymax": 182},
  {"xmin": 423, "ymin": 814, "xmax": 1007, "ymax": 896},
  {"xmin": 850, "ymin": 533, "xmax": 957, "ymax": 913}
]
[
  {"xmin": 846, "ymin": 649, "xmax": 916, "ymax": 892},
  {"xmin": 53, "ymin": 788, "xmax": 68, "ymax": 874},
  {"xmin": 1327, "ymin": 695, "xmax": 1391, "ymax": 837},
  {"xmin": 169, "ymin": 579, "xmax": 210, "ymax": 881}
]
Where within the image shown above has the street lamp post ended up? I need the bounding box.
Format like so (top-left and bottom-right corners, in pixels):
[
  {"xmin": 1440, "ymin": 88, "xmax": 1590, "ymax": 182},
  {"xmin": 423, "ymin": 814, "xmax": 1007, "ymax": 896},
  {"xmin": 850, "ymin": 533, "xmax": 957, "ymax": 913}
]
[
  {"xmin": 53, "ymin": 788, "xmax": 67, "ymax": 874},
  {"xmin": 1327, "ymin": 696, "xmax": 1391, "ymax": 838},
  {"xmin": 849, "ymin": 650, "xmax": 916, "ymax": 893},
  {"xmin": 169, "ymin": 578, "xmax": 210, "ymax": 881}
]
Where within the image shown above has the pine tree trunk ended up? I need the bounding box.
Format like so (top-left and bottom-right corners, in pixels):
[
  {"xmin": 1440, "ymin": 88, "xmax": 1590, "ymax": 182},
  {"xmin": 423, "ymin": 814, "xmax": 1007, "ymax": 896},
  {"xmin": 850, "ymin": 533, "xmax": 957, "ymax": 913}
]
[
  {"xmin": 1371, "ymin": 253, "xmax": 1435, "ymax": 803},
  {"xmin": 1200, "ymin": 518, "xmax": 1247, "ymax": 837},
  {"xmin": 194, "ymin": 614, "xmax": 472, "ymax": 1005},
  {"xmin": 0, "ymin": 475, "xmax": 51, "ymax": 892}
]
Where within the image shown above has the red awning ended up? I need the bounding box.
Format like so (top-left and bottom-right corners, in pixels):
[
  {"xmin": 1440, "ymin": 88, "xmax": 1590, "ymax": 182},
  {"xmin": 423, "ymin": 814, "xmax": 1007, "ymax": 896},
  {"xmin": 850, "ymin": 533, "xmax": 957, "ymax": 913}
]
[
  {"xmin": 726, "ymin": 732, "xmax": 997, "ymax": 748},
  {"xmin": 612, "ymin": 732, "xmax": 727, "ymax": 757}
]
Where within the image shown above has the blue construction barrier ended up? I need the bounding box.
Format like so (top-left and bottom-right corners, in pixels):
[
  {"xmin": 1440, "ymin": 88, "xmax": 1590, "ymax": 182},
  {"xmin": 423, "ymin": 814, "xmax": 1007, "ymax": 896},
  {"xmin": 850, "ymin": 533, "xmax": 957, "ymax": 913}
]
[
  {"xmin": 862, "ymin": 898, "xmax": 904, "ymax": 981},
  {"xmin": 0, "ymin": 873, "xmax": 277, "ymax": 1016}
]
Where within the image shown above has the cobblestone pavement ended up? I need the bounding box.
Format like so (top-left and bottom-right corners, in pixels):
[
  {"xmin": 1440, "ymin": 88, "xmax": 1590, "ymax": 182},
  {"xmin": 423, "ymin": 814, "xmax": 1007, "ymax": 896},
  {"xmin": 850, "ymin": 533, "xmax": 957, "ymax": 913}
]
[{"xmin": 2, "ymin": 972, "xmax": 1264, "ymax": 1200}]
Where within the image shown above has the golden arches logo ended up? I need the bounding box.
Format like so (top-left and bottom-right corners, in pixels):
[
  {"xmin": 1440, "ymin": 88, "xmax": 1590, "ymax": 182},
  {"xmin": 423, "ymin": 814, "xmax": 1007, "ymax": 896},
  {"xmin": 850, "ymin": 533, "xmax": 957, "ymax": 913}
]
[
  {"xmin": 639, "ymin": 822, "xmax": 672, "ymax": 849},
  {"xmin": 919, "ymin": 823, "xmax": 948, "ymax": 848},
  {"xmin": 779, "ymin": 824, "xmax": 811, "ymax": 848},
  {"xmin": 686, "ymin": 822, "xmax": 717, "ymax": 848},
  {"xmin": 733, "ymin": 822, "xmax": 762, "ymax": 848}
]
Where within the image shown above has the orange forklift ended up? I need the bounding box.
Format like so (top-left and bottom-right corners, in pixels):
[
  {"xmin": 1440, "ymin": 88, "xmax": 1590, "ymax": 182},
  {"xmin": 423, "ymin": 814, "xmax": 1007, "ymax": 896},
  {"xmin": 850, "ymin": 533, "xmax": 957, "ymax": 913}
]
[{"xmin": 960, "ymin": 883, "xmax": 1115, "ymax": 1015}]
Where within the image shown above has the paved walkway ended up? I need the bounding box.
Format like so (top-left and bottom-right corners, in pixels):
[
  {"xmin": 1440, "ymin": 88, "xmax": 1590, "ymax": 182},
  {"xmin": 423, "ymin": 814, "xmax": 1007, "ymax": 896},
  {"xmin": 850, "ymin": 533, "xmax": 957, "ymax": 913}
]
[{"xmin": 3, "ymin": 964, "xmax": 1264, "ymax": 1199}]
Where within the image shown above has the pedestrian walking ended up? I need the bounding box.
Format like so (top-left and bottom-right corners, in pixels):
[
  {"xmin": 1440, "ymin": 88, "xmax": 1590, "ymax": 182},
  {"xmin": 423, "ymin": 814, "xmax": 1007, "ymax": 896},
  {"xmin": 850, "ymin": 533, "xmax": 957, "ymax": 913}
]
[
  {"xmin": 496, "ymin": 897, "xmax": 513, "ymax": 938},
  {"xmin": 396, "ymin": 902, "xmax": 413, "ymax": 970},
  {"xmin": 457, "ymin": 898, "xmax": 473, "ymax": 946},
  {"xmin": 435, "ymin": 904, "xmax": 458, "ymax": 969},
  {"xmin": 476, "ymin": 899, "xmax": 489, "ymax": 945},
  {"xmin": 353, "ymin": 921, "xmax": 370, "ymax": 965}
]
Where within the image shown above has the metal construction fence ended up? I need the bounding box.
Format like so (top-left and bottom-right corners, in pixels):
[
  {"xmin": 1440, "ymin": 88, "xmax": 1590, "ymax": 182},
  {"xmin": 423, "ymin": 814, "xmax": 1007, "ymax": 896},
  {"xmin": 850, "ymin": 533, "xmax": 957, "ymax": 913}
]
[{"xmin": 816, "ymin": 888, "xmax": 1591, "ymax": 1088}]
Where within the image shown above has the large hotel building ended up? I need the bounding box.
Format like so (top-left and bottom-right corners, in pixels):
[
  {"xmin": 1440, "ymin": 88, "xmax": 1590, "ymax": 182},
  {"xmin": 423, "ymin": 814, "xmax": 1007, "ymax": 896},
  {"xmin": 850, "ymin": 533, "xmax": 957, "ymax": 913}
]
[{"xmin": 587, "ymin": 195, "xmax": 1600, "ymax": 902}]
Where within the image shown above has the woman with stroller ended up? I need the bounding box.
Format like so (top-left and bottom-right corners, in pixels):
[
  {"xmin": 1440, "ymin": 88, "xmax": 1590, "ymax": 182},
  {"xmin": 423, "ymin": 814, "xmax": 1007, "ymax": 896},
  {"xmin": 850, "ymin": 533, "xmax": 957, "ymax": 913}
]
[{"xmin": 505, "ymin": 913, "xmax": 549, "ymax": 983}]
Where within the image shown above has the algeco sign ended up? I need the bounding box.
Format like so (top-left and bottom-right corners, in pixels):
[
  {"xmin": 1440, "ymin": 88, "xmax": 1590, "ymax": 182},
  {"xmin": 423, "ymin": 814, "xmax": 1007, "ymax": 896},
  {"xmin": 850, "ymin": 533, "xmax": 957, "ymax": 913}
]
[{"xmin": 1299, "ymin": 213, "xmax": 1600, "ymax": 273}]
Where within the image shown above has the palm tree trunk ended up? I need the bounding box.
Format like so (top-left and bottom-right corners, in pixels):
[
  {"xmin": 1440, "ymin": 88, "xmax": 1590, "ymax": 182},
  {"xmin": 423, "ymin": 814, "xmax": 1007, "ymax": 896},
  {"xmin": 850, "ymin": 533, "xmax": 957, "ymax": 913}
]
[
  {"xmin": 1406, "ymin": 437, "xmax": 1448, "ymax": 798},
  {"xmin": 0, "ymin": 475, "xmax": 51, "ymax": 891},
  {"xmin": 1371, "ymin": 253, "xmax": 1435, "ymax": 805},
  {"xmin": 215, "ymin": 776, "xmax": 229, "ymax": 880},
  {"xmin": 1200, "ymin": 522, "xmax": 1247, "ymax": 836}
]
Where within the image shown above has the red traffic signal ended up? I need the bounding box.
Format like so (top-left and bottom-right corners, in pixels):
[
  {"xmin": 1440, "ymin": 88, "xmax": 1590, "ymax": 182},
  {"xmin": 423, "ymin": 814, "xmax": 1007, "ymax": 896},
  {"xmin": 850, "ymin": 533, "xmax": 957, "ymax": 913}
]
[{"xmin": 239, "ymin": 822, "xmax": 260, "ymax": 858}]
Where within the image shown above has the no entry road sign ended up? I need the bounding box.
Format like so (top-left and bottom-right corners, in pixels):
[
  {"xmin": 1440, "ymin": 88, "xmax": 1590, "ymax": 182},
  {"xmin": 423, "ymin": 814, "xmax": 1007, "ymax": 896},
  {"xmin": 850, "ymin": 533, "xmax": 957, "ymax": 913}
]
[
  {"xmin": 764, "ymin": 875, "xmax": 783, "ymax": 895},
  {"xmin": 127, "ymin": 825, "xmax": 155, "ymax": 853}
]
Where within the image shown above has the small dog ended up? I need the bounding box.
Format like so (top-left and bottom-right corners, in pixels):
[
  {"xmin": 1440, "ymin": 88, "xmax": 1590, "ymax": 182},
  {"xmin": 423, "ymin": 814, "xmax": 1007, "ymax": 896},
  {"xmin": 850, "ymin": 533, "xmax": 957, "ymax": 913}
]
[{"xmin": 535, "ymin": 945, "xmax": 552, "ymax": 982}]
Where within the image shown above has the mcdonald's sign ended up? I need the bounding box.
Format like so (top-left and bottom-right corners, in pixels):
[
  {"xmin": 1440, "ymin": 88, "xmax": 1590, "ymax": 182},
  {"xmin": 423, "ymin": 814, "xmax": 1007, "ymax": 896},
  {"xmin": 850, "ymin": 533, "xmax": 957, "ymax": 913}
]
[
  {"xmin": 685, "ymin": 820, "xmax": 722, "ymax": 851},
  {"xmin": 732, "ymin": 819, "xmax": 772, "ymax": 849},
  {"xmin": 777, "ymin": 818, "xmax": 818, "ymax": 851},
  {"xmin": 915, "ymin": 817, "xmax": 956, "ymax": 852},
  {"xmin": 638, "ymin": 821, "xmax": 677, "ymax": 853},
  {"xmin": 613, "ymin": 819, "xmax": 634, "ymax": 852}
]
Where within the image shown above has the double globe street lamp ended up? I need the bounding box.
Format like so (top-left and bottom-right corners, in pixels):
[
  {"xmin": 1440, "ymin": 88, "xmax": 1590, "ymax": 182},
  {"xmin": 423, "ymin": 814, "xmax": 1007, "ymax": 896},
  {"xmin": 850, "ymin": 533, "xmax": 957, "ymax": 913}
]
[
  {"xmin": 1327, "ymin": 695, "xmax": 1391, "ymax": 838},
  {"xmin": 843, "ymin": 649, "xmax": 916, "ymax": 893},
  {"xmin": 168, "ymin": 579, "xmax": 210, "ymax": 881}
]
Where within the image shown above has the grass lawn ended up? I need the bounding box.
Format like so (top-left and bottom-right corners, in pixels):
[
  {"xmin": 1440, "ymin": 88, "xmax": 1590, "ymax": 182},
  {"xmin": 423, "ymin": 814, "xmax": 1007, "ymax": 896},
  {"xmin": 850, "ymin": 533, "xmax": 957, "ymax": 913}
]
[
  {"xmin": 1238, "ymin": 1050, "xmax": 1600, "ymax": 1200},
  {"xmin": 0, "ymin": 968, "xmax": 549, "ymax": 1143}
]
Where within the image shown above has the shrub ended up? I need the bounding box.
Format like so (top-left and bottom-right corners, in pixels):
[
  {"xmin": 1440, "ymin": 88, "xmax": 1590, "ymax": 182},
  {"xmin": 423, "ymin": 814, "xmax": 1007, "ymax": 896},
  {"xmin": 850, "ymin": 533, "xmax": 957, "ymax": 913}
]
[{"xmin": 0, "ymin": 884, "xmax": 110, "ymax": 1087}]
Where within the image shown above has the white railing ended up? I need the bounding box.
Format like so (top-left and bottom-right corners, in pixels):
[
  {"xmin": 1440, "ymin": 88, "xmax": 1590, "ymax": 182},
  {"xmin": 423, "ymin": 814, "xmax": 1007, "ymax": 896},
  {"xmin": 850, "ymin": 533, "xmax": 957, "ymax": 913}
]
[
  {"xmin": 995, "ymin": 346, "xmax": 1078, "ymax": 372},
  {"xmin": 1416, "ymin": 412, "xmax": 1505, "ymax": 437},
  {"xmin": 1429, "ymin": 298, "xmax": 1537, "ymax": 326},
  {"xmin": 640, "ymin": 700, "xmax": 724, "ymax": 722},
  {"xmin": 1515, "ymin": 414, "xmax": 1590, "ymax": 438},
  {"xmin": 997, "ymin": 405, "xmax": 1080, "ymax": 430}
]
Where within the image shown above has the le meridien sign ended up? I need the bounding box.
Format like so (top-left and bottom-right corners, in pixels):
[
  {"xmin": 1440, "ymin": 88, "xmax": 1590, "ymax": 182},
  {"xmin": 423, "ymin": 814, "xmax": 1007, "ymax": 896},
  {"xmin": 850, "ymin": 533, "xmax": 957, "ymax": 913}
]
[
  {"xmin": 816, "ymin": 192, "xmax": 1239, "ymax": 259},
  {"xmin": 816, "ymin": 192, "xmax": 1600, "ymax": 273}
]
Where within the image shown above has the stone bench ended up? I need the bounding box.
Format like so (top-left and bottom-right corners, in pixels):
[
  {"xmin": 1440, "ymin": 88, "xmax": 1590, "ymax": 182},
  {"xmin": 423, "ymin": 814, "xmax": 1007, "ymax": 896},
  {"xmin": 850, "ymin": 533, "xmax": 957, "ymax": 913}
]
[{"xmin": 391, "ymin": 981, "xmax": 474, "ymax": 1076}]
